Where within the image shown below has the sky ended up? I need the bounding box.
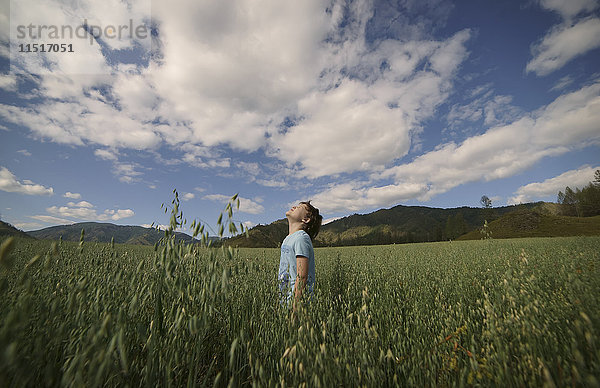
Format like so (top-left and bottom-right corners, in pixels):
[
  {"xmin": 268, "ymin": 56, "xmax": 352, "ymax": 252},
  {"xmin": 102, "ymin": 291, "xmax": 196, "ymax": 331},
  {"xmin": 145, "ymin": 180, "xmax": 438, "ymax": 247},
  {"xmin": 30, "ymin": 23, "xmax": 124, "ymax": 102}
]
[{"xmin": 0, "ymin": 0, "xmax": 599, "ymax": 234}]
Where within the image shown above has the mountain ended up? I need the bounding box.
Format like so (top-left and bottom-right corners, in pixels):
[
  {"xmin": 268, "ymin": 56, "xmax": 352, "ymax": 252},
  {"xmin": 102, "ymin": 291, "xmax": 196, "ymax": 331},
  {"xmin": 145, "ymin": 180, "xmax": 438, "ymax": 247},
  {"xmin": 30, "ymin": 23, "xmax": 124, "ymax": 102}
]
[
  {"xmin": 224, "ymin": 202, "xmax": 543, "ymax": 248},
  {"xmin": 27, "ymin": 222, "xmax": 198, "ymax": 245},
  {"xmin": 220, "ymin": 219, "xmax": 289, "ymax": 248},
  {"xmin": 457, "ymin": 207, "xmax": 600, "ymax": 240},
  {"xmin": 0, "ymin": 220, "xmax": 34, "ymax": 239},
  {"xmin": 22, "ymin": 202, "xmax": 598, "ymax": 248}
]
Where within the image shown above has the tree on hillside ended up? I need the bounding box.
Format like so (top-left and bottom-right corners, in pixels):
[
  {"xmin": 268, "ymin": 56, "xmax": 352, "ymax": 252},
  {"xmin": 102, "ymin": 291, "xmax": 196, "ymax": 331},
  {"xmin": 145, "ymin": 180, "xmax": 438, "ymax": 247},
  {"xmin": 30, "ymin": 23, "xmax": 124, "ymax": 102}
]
[
  {"xmin": 557, "ymin": 170, "xmax": 600, "ymax": 217},
  {"xmin": 576, "ymin": 183, "xmax": 600, "ymax": 217},
  {"xmin": 480, "ymin": 195, "xmax": 492, "ymax": 208},
  {"xmin": 558, "ymin": 187, "xmax": 578, "ymax": 216},
  {"xmin": 480, "ymin": 195, "xmax": 496, "ymax": 227},
  {"xmin": 444, "ymin": 212, "xmax": 468, "ymax": 240}
]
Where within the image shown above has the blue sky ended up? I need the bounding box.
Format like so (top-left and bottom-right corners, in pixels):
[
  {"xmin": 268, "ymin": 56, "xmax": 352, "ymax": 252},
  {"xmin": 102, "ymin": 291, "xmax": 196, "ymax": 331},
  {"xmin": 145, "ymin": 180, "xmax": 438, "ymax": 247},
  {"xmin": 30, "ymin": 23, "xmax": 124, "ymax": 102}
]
[{"xmin": 1, "ymin": 0, "xmax": 599, "ymax": 234}]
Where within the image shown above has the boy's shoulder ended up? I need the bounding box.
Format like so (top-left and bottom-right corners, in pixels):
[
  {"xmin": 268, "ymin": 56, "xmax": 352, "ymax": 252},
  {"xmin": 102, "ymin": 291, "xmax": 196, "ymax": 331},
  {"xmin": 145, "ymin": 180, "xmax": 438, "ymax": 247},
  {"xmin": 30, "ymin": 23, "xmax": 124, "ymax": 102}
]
[
  {"xmin": 293, "ymin": 230, "xmax": 311, "ymax": 241},
  {"xmin": 283, "ymin": 230, "xmax": 311, "ymax": 244}
]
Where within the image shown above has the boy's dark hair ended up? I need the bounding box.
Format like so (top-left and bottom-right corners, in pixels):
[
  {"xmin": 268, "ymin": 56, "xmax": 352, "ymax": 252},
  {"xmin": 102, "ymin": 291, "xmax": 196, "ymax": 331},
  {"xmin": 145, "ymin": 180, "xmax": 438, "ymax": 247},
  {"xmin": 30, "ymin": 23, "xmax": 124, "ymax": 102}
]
[{"xmin": 300, "ymin": 201, "xmax": 322, "ymax": 241}]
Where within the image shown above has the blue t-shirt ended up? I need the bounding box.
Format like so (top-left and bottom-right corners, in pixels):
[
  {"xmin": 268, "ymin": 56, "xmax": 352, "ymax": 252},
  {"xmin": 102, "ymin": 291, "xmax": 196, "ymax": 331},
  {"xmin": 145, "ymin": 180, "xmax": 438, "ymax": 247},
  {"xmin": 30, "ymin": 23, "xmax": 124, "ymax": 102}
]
[{"xmin": 278, "ymin": 230, "xmax": 315, "ymax": 304}]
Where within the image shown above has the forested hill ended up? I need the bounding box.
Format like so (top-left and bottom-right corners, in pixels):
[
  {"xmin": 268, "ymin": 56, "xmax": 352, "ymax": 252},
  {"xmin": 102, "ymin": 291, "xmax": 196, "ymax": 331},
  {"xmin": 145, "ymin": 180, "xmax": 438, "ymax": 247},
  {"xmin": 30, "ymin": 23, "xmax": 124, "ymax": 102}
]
[
  {"xmin": 27, "ymin": 222, "xmax": 197, "ymax": 245},
  {"xmin": 224, "ymin": 202, "xmax": 543, "ymax": 248},
  {"xmin": 458, "ymin": 207, "xmax": 600, "ymax": 240},
  {"xmin": 0, "ymin": 220, "xmax": 34, "ymax": 239}
]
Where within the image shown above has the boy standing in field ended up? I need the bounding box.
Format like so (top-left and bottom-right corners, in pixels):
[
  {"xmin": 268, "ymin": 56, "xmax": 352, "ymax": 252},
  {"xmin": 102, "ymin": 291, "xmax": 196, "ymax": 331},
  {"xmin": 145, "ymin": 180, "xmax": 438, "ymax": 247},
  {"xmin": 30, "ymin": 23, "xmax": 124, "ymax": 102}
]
[{"xmin": 278, "ymin": 201, "xmax": 322, "ymax": 311}]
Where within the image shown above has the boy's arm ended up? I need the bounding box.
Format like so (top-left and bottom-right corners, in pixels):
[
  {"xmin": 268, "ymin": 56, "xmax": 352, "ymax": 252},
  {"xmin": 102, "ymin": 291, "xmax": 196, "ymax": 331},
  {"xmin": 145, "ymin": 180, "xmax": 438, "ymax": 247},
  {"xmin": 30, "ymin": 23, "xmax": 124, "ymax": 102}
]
[{"xmin": 293, "ymin": 255, "xmax": 309, "ymax": 311}]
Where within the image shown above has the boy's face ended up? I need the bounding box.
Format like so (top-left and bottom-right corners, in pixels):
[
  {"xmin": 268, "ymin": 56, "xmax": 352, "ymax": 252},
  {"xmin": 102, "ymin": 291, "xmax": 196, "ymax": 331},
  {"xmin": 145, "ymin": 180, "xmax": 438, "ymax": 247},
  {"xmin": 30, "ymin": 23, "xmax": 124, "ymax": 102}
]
[{"xmin": 286, "ymin": 203, "xmax": 310, "ymax": 223}]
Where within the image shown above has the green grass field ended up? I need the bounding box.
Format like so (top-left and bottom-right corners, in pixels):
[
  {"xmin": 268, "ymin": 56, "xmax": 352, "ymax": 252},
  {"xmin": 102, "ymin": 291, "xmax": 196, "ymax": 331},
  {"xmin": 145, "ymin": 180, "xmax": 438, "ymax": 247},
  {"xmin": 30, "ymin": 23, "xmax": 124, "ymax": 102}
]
[{"xmin": 1, "ymin": 235, "xmax": 599, "ymax": 386}]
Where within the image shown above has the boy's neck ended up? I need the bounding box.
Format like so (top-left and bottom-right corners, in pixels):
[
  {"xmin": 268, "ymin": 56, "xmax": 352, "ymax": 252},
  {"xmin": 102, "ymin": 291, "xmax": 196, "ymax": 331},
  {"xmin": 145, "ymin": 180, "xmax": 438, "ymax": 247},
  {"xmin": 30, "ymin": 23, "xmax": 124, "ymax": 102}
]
[{"xmin": 287, "ymin": 219, "xmax": 305, "ymax": 236}]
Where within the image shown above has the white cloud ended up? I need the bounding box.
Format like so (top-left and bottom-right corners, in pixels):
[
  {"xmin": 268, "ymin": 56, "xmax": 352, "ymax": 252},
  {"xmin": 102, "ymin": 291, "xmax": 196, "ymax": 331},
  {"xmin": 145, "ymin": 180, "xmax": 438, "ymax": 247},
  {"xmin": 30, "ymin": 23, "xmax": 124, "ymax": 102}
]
[
  {"xmin": 63, "ymin": 192, "xmax": 82, "ymax": 199},
  {"xmin": 0, "ymin": 96, "xmax": 163, "ymax": 149},
  {"xmin": 0, "ymin": 1, "xmax": 471, "ymax": 180},
  {"xmin": 271, "ymin": 79, "xmax": 413, "ymax": 178},
  {"xmin": 29, "ymin": 215, "xmax": 75, "ymax": 225},
  {"xmin": 149, "ymin": 0, "xmax": 332, "ymax": 151},
  {"xmin": 527, "ymin": 17, "xmax": 600, "ymax": 76},
  {"xmin": 141, "ymin": 223, "xmax": 169, "ymax": 231},
  {"xmin": 446, "ymin": 91, "xmax": 523, "ymax": 134},
  {"xmin": 111, "ymin": 72, "xmax": 160, "ymax": 122},
  {"xmin": 538, "ymin": 0, "xmax": 598, "ymax": 20},
  {"xmin": 256, "ymin": 178, "xmax": 288, "ymax": 188},
  {"xmin": 103, "ymin": 209, "xmax": 135, "ymax": 220},
  {"xmin": 0, "ymin": 84, "xmax": 162, "ymax": 151},
  {"xmin": 509, "ymin": 165, "xmax": 600, "ymax": 204},
  {"xmin": 67, "ymin": 201, "xmax": 94, "ymax": 208},
  {"xmin": 527, "ymin": 1, "xmax": 599, "ymax": 76},
  {"xmin": 113, "ymin": 162, "xmax": 144, "ymax": 183},
  {"xmin": 46, "ymin": 201, "xmax": 134, "ymax": 221},
  {"xmin": 0, "ymin": 167, "xmax": 54, "ymax": 195},
  {"xmin": 182, "ymin": 193, "xmax": 195, "ymax": 201},
  {"xmin": 238, "ymin": 162, "xmax": 260, "ymax": 176},
  {"xmin": 322, "ymin": 217, "xmax": 342, "ymax": 225},
  {"xmin": 16, "ymin": 149, "xmax": 31, "ymax": 156},
  {"xmin": 94, "ymin": 149, "xmax": 119, "ymax": 161},
  {"xmin": 235, "ymin": 162, "xmax": 289, "ymax": 188},
  {"xmin": 312, "ymin": 181, "xmax": 430, "ymax": 214},
  {"xmin": 180, "ymin": 144, "xmax": 230, "ymax": 169},
  {"xmin": 0, "ymin": 75, "xmax": 17, "ymax": 91},
  {"xmin": 481, "ymin": 96, "xmax": 523, "ymax": 127},
  {"xmin": 270, "ymin": 28, "xmax": 471, "ymax": 178},
  {"xmin": 469, "ymin": 83, "xmax": 493, "ymax": 98},
  {"xmin": 446, "ymin": 99, "xmax": 483, "ymax": 125},
  {"xmin": 94, "ymin": 149, "xmax": 146, "ymax": 184},
  {"xmin": 47, "ymin": 205, "xmax": 96, "ymax": 220},
  {"xmin": 389, "ymin": 82, "xmax": 599, "ymax": 188},
  {"xmin": 550, "ymin": 75, "xmax": 575, "ymax": 92},
  {"xmin": 204, "ymin": 194, "xmax": 265, "ymax": 215},
  {"xmin": 13, "ymin": 222, "xmax": 42, "ymax": 230},
  {"xmin": 489, "ymin": 196, "xmax": 502, "ymax": 204},
  {"xmin": 242, "ymin": 221, "xmax": 255, "ymax": 229},
  {"xmin": 313, "ymin": 82, "xmax": 600, "ymax": 214},
  {"xmin": 8, "ymin": 0, "xmax": 150, "ymax": 75}
]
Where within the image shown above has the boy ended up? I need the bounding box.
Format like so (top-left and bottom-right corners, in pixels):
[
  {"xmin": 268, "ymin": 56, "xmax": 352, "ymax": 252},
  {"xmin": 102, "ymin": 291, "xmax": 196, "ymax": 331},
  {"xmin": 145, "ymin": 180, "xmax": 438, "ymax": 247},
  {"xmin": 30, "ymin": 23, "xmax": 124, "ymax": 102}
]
[{"xmin": 278, "ymin": 201, "xmax": 322, "ymax": 310}]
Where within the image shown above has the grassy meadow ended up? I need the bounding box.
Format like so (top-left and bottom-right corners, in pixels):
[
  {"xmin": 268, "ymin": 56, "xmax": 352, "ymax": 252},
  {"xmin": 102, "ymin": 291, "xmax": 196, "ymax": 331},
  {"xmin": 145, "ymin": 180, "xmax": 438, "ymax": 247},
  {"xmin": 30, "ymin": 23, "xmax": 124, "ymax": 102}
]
[{"xmin": 1, "ymin": 233, "xmax": 599, "ymax": 387}]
